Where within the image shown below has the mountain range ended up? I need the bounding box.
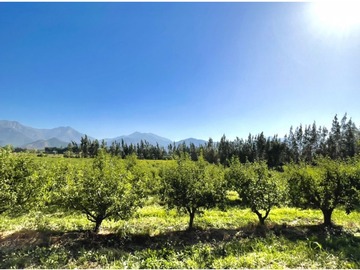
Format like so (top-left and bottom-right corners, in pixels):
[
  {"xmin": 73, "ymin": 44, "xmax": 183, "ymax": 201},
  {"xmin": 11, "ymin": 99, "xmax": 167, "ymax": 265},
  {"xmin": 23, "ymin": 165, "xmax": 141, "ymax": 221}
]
[
  {"xmin": 104, "ymin": 133, "xmax": 206, "ymax": 148},
  {"xmin": 0, "ymin": 120, "xmax": 206, "ymax": 149}
]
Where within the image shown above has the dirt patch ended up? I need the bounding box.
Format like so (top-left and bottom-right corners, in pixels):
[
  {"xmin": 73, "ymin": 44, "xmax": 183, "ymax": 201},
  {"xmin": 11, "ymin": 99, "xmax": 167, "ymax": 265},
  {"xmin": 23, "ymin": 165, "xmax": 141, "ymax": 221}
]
[{"xmin": 0, "ymin": 230, "xmax": 56, "ymax": 249}]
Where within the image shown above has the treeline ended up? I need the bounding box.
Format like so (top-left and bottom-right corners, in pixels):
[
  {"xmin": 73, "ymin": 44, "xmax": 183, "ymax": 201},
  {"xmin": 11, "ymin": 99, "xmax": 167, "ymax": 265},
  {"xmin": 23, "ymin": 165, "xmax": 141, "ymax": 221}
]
[
  {"xmin": 66, "ymin": 135, "xmax": 168, "ymax": 159},
  {"xmin": 62, "ymin": 114, "xmax": 359, "ymax": 167},
  {"xmin": 9, "ymin": 114, "xmax": 359, "ymax": 167},
  {"xmin": 209, "ymin": 113, "xmax": 359, "ymax": 167}
]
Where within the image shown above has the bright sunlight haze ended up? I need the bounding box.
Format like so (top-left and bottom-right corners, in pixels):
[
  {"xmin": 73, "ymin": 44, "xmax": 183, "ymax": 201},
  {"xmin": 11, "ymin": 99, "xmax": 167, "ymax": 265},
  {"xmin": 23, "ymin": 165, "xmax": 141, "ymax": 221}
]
[{"xmin": 309, "ymin": 1, "xmax": 360, "ymax": 36}]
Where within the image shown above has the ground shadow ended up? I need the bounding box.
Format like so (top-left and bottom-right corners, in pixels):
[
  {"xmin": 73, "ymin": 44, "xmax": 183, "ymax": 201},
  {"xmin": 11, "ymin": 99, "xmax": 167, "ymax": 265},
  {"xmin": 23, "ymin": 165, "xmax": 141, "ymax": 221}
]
[
  {"xmin": 0, "ymin": 227, "xmax": 242, "ymax": 251},
  {"xmin": 1, "ymin": 222, "xmax": 359, "ymax": 267}
]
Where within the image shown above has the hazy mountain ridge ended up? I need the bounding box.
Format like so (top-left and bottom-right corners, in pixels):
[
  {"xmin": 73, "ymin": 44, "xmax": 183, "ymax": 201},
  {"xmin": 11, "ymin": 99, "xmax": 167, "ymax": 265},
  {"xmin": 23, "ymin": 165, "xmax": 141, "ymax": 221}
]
[
  {"xmin": 0, "ymin": 120, "xmax": 207, "ymax": 149},
  {"xmin": 105, "ymin": 132, "xmax": 173, "ymax": 148},
  {"xmin": 105, "ymin": 132, "xmax": 206, "ymax": 149},
  {"xmin": 175, "ymin": 138, "xmax": 207, "ymax": 147},
  {"xmin": 0, "ymin": 120, "xmax": 86, "ymax": 148},
  {"xmin": 22, "ymin": 138, "xmax": 70, "ymax": 149}
]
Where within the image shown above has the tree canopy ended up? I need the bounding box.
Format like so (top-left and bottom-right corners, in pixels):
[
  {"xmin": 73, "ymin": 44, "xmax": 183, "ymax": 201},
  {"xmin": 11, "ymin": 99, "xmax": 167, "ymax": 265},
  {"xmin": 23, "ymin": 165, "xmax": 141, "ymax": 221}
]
[
  {"xmin": 285, "ymin": 157, "xmax": 360, "ymax": 226},
  {"xmin": 161, "ymin": 154, "xmax": 227, "ymax": 229},
  {"xmin": 226, "ymin": 158, "xmax": 287, "ymax": 225},
  {"xmin": 60, "ymin": 150, "xmax": 143, "ymax": 232}
]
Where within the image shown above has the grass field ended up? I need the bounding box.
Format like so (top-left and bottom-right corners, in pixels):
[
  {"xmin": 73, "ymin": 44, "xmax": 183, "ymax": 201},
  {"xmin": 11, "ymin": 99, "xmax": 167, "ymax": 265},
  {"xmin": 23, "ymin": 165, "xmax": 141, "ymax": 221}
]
[{"xmin": 1, "ymin": 204, "xmax": 360, "ymax": 268}]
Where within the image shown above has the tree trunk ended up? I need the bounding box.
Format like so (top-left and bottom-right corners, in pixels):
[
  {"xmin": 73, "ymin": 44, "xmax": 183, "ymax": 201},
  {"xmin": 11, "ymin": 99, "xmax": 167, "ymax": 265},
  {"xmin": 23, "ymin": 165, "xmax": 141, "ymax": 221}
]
[
  {"xmin": 259, "ymin": 216, "xmax": 265, "ymax": 225},
  {"xmin": 254, "ymin": 209, "xmax": 268, "ymax": 225},
  {"xmin": 94, "ymin": 218, "xmax": 103, "ymax": 233},
  {"xmin": 321, "ymin": 208, "xmax": 334, "ymax": 227},
  {"xmin": 255, "ymin": 212, "xmax": 265, "ymax": 225},
  {"xmin": 188, "ymin": 209, "xmax": 196, "ymax": 230}
]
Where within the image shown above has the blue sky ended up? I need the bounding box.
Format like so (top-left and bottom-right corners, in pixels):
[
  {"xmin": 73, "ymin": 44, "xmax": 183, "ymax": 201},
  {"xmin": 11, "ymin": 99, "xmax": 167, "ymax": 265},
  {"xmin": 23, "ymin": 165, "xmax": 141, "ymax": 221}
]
[{"xmin": 1, "ymin": 2, "xmax": 359, "ymax": 141}]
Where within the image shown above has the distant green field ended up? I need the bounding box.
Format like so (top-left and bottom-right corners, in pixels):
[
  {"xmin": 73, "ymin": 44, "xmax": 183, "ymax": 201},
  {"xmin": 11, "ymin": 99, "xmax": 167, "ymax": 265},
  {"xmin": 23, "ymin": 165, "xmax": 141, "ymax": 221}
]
[{"xmin": 33, "ymin": 155, "xmax": 175, "ymax": 166}]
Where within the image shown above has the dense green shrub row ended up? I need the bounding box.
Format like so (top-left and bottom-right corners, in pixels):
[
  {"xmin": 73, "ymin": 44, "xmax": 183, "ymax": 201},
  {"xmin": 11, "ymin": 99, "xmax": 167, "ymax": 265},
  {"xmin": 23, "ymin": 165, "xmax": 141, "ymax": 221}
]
[{"xmin": 1, "ymin": 146, "xmax": 360, "ymax": 233}]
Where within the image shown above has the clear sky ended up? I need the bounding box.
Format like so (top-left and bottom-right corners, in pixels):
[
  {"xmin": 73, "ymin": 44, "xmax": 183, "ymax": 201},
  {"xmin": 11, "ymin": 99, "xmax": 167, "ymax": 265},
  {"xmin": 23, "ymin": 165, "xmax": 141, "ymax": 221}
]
[{"xmin": 1, "ymin": 2, "xmax": 359, "ymax": 141}]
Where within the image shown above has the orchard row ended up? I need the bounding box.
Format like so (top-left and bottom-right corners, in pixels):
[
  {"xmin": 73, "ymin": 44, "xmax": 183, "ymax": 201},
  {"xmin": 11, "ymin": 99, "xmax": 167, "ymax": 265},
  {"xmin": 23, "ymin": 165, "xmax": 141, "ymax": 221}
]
[{"xmin": 1, "ymin": 147, "xmax": 360, "ymax": 233}]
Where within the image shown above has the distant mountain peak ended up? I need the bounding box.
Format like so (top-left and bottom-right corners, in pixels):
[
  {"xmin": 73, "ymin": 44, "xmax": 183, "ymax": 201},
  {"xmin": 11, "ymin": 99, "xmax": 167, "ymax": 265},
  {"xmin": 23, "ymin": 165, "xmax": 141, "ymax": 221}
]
[
  {"xmin": 22, "ymin": 137, "xmax": 69, "ymax": 149},
  {"xmin": 0, "ymin": 120, "xmax": 87, "ymax": 149},
  {"xmin": 175, "ymin": 138, "xmax": 207, "ymax": 147},
  {"xmin": 0, "ymin": 120, "xmax": 207, "ymax": 150},
  {"xmin": 105, "ymin": 131, "xmax": 173, "ymax": 148},
  {"xmin": 104, "ymin": 132, "xmax": 206, "ymax": 148}
]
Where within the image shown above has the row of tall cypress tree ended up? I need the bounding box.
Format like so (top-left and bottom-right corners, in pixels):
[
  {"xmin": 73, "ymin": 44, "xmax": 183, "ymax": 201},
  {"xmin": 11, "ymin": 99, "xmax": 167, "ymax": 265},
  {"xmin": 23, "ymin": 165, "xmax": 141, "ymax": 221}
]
[{"xmin": 62, "ymin": 114, "xmax": 359, "ymax": 167}]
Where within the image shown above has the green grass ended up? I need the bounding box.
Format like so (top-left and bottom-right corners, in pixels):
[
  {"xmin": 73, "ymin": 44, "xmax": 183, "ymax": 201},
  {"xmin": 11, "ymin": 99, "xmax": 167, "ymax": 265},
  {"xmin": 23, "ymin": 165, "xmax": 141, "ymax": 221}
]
[
  {"xmin": 0, "ymin": 211, "xmax": 93, "ymax": 232},
  {"xmin": 1, "ymin": 206, "xmax": 360, "ymax": 268}
]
